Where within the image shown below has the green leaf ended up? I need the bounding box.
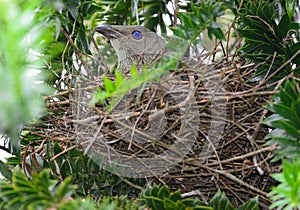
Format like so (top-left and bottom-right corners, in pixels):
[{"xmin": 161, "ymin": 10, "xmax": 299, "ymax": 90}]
[
  {"xmin": 163, "ymin": 197, "xmax": 177, "ymax": 210},
  {"xmin": 150, "ymin": 196, "xmax": 165, "ymax": 210},
  {"xmin": 157, "ymin": 186, "xmax": 170, "ymax": 199},
  {"xmin": 285, "ymin": 0, "xmax": 297, "ymax": 19},
  {"xmin": 208, "ymin": 26, "xmax": 225, "ymax": 40},
  {"xmin": 66, "ymin": 0, "xmax": 79, "ymax": 20},
  {"xmin": 150, "ymin": 184, "xmax": 160, "ymax": 197},
  {"xmin": 169, "ymin": 190, "xmax": 181, "ymax": 202},
  {"xmin": 277, "ymin": 120, "xmax": 300, "ymax": 138},
  {"xmin": 54, "ymin": 141, "xmax": 63, "ymax": 155},
  {"xmin": 115, "ymin": 71, "xmax": 124, "ymax": 88},
  {"xmin": 237, "ymin": 197, "xmax": 259, "ymax": 210},
  {"xmin": 273, "ymin": 103, "xmax": 296, "ymax": 123},
  {"xmin": 292, "ymin": 98, "xmax": 300, "ymax": 125},
  {"xmin": 60, "ymin": 160, "xmax": 72, "ymax": 178},
  {"xmin": 263, "ymin": 114, "xmax": 284, "ymax": 127},
  {"xmin": 278, "ymin": 14, "xmax": 291, "ymax": 38},
  {"xmin": 104, "ymin": 76, "xmax": 115, "ymax": 93},
  {"xmin": 209, "ymin": 190, "xmax": 235, "ymax": 210},
  {"xmin": 0, "ymin": 160, "xmax": 12, "ymax": 181},
  {"xmin": 55, "ymin": 176, "xmax": 76, "ymax": 199},
  {"xmin": 269, "ymin": 159, "xmax": 300, "ymax": 209},
  {"xmin": 271, "ymin": 136, "xmax": 299, "ymax": 147},
  {"xmin": 280, "ymin": 80, "xmax": 298, "ymax": 105},
  {"xmin": 55, "ymin": 17, "xmax": 61, "ymax": 40},
  {"xmin": 5, "ymin": 156, "xmax": 21, "ymax": 166},
  {"xmin": 78, "ymin": 29, "xmax": 90, "ymax": 54}
]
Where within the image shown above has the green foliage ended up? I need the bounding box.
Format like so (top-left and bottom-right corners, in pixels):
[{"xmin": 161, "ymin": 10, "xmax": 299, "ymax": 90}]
[
  {"xmin": 263, "ymin": 79, "xmax": 300, "ymax": 209},
  {"xmin": 237, "ymin": 0, "xmax": 300, "ymax": 83},
  {"xmin": 43, "ymin": 0, "xmax": 102, "ymax": 84},
  {"xmin": 0, "ymin": 169, "xmax": 76, "ymax": 210},
  {"xmin": 264, "ymin": 79, "xmax": 300, "ymax": 161},
  {"xmin": 93, "ymin": 0, "xmax": 190, "ymax": 32},
  {"xmin": 139, "ymin": 184, "xmax": 259, "ymax": 210},
  {"xmin": 171, "ymin": 0, "xmax": 226, "ymax": 43},
  {"xmin": 0, "ymin": 0, "xmax": 52, "ymax": 153},
  {"xmin": 17, "ymin": 137, "xmax": 144, "ymax": 198},
  {"xmin": 0, "ymin": 160, "xmax": 12, "ymax": 181},
  {"xmin": 268, "ymin": 158, "xmax": 300, "ymax": 209},
  {"xmin": 285, "ymin": 0, "xmax": 298, "ymax": 19},
  {"xmin": 98, "ymin": 196, "xmax": 142, "ymax": 210},
  {"xmin": 0, "ymin": 169, "xmax": 260, "ymax": 209},
  {"xmin": 50, "ymin": 0, "xmax": 100, "ymax": 53}
]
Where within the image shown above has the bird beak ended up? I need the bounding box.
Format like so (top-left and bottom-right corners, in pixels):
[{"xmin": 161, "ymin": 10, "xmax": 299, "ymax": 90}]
[{"xmin": 94, "ymin": 24, "xmax": 121, "ymax": 39}]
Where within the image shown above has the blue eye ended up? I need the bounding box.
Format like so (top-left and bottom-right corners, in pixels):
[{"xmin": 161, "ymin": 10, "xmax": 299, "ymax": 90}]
[{"xmin": 132, "ymin": 30, "xmax": 143, "ymax": 40}]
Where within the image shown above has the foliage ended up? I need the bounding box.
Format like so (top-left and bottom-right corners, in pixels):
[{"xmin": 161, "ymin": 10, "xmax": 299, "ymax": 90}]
[
  {"xmin": 263, "ymin": 79, "xmax": 300, "ymax": 161},
  {"xmin": 0, "ymin": 171, "xmax": 259, "ymax": 210},
  {"xmin": 93, "ymin": 0, "xmax": 192, "ymax": 32},
  {"xmin": 0, "ymin": 160, "xmax": 12, "ymax": 181},
  {"xmin": 263, "ymin": 79, "xmax": 300, "ymax": 209},
  {"xmin": 0, "ymin": 0, "xmax": 52, "ymax": 153},
  {"xmin": 236, "ymin": 1, "xmax": 300, "ymax": 207},
  {"xmin": 139, "ymin": 184, "xmax": 259, "ymax": 210},
  {"xmin": 98, "ymin": 195, "xmax": 142, "ymax": 210},
  {"xmin": 268, "ymin": 158, "xmax": 300, "ymax": 209},
  {"xmin": 170, "ymin": 0, "xmax": 226, "ymax": 43},
  {"xmin": 42, "ymin": 0, "xmax": 101, "ymax": 84},
  {"xmin": 139, "ymin": 184, "xmax": 210, "ymax": 209},
  {"xmin": 0, "ymin": 169, "xmax": 76, "ymax": 210},
  {"xmin": 237, "ymin": 0, "xmax": 300, "ymax": 83},
  {"xmin": 13, "ymin": 138, "xmax": 145, "ymax": 198}
]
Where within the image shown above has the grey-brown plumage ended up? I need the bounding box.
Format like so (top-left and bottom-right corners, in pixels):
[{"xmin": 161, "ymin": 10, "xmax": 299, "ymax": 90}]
[{"xmin": 95, "ymin": 25, "xmax": 166, "ymax": 71}]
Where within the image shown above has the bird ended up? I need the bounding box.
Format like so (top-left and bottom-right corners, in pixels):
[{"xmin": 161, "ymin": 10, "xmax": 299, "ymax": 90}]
[{"xmin": 94, "ymin": 25, "xmax": 166, "ymax": 71}]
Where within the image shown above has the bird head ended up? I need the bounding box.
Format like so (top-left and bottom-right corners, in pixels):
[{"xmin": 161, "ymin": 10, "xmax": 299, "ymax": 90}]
[{"xmin": 94, "ymin": 25, "xmax": 166, "ymax": 71}]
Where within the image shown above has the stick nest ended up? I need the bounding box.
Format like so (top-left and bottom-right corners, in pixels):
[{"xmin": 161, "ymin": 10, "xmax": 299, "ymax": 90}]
[{"xmin": 26, "ymin": 43, "xmax": 282, "ymax": 208}]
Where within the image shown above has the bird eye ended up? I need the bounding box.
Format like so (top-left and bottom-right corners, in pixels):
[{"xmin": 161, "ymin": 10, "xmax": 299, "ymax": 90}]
[{"xmin": 132, "ymin": 30, "xmax": 143, "ymax": 40}]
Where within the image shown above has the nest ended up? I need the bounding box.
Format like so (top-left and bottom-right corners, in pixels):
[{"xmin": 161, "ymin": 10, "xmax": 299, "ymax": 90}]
[{"xmin": 24, "ymin": 41, "xmax": 282, "ymax": 208}]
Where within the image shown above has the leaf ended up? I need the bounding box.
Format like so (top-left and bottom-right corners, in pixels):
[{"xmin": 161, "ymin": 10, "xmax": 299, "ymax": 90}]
[
  {"xmin": 236, "ymin": 197, "xmax": 259, "ymax": 210},
  {"xmin": 78, "ymin": 29, "xmax": 90, "ymax": 54},
  {"xmin": 263, "ymin": 114, "xmax": 284, "ymax": 127},
  {"xmin": 157, "ymin": 186, "xmax": 170, "ymax": 199},
  {"xmin": 104, "ymin": 76, "xmax": 116, "ymax": 93},
  {"xmin": 271, "ymin": 136, "xmax": 299, "ymax": 147},
  {"xmin": 150, "ymin": 196, "xmax": 164, "ymax": 210},
  {"xmin": 150, "ymin": 184, "xmax": 160, "ymax": 197},
  {"xmin": 54, "ymin": 141, "xmax": 63, "ymax": 155},
  {"xmin": 65, "ymin": 0, "xmax": 80, "ymax": 20},
  {"xmin": 60, "ymin": 160, "xmax": 72, "ymax": 178},
  {"xmin": 163, "ymin": 197, "xmax": 176, "ymax": 209},
  {"xmin": 0, "ymin": 160, "xmax": 12, "ymax": 181},
  {"xmin": 55, "ymin": 17, "xmax": 61, "ymax": 40},
  {"xmin": 208, "ymin": 26, "xmax": 225, "ymax": 40},
  {"xmin": 292, "ymin": 98, "xmax": 300, "ymax": 127},
  {"xmin": 272, "ymin": 104, "xmax": 295, "ymax": 123},
  {"xmin": 278, "ymin": 14, "xmax": 291, "ymax": 38},
  {"xmin": 285, "ymin": 0, "xmax": 297, "ymax": 19},
  {"xmin": 209, "ymin": 190, "xmax": 235, "ymax": 210},
  {"xmin": 55, "ymin": 176, "xmax": 76, "ymax": 199},
  {"xmin": 277, "ymin": 120, "xmax": 300, "ymax": 138},
  {"xmin": 115, "ymin": 71, "xmax": 124, "ymax": 88},
  {"xmin": 269, "ymin": 159, "xmax": 300, "ymax": 209},
  {"xmin": 75, "ymin": 155, "xmax": 85, "ymax": 172},
  {"xmin": 169, "ymin": 190, "xmax": 181, "ymax": 202}
]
